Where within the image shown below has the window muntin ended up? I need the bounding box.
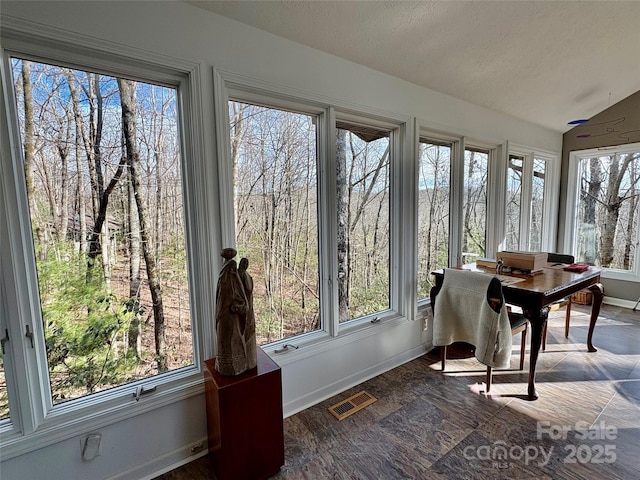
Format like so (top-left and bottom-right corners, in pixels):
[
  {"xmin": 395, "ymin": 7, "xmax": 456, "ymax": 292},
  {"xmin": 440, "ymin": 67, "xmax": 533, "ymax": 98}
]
[
  {"xmin": 462, "ymin": 148, "xmax": 488, "ymax": 261},
  {"xmin": 574, "ymin": 150, "xmax": 640, "ymax": 271},
  {"xmin": 336, "ymin": 122, "xmax": 391, "ymax": 322},
  {"xmin": 505, "ymin": 155, "xmax": 524, "ymax": 251},
  {"xmin": 529, "ymin": 158, "xmax": 547, "ymax": 251},
  {"xmin": 9, "ymin": 58, "xmax": 193, "ymax": 405},
  {"xmin": 229, "ymin": 101, "xmax": 321, "ymax": 344},
  {"xmin": 417, "ymin": 139, "xmax": 451, "ymax": 299}
]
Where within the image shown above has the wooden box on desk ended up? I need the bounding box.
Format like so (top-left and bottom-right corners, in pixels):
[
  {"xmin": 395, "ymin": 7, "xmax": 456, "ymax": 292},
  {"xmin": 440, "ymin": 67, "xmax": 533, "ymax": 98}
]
[
  {"xmin": 496, "ymin": 251, "xmax": 547, "ymax": 271},
  {"xmin": 203, "ymin": 348, "xmax": 284, "ymax": 480}
]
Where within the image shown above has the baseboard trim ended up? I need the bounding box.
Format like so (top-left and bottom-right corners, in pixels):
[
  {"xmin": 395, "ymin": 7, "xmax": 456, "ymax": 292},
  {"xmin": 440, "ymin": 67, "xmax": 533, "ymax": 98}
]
[
  {"xmin": 603, "ymin": 296, "xmax": 639, "ymax": 310},
  {"xmin": 282, "ymin": 344, "xmax": 427, "ymax": 418},
  {"xmin": 112, "ymin": 438, "xmax": 208, "ymax": 480}
]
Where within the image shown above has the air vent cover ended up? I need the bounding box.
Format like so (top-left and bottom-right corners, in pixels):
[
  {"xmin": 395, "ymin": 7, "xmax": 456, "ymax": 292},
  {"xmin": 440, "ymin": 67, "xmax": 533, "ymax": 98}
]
[{"xmin": 328, "ymin": 390, "xmax": 377, "ymax": 421}]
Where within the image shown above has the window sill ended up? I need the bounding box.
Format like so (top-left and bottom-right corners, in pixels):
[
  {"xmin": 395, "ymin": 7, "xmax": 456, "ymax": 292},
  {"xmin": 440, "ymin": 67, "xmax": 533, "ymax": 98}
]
[
  {"xmin": 266, "ymin": 313, "xmax": 409, "ymax": 366},
  {"xmin": 598, "ymin": 268, "xmax": 640, "ymax": 282}
]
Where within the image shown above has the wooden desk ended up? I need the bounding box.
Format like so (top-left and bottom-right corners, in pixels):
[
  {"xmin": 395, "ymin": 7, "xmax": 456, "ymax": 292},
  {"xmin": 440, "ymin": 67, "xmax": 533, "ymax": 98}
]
[{"xmin": 431, "ymin": 264, "xmax": 604, "ymax": 400}]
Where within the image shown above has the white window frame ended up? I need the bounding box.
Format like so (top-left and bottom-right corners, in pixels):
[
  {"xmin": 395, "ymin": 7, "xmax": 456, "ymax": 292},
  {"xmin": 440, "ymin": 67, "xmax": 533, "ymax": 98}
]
[
  {"xmin": 503, "ymin": 145, "xmax": 560, "ymax": 253},
  {"xmin": 0, "ymin": 25, "xmax": 213, "ymax": 459},
  {"xmin": 212, "ymin": 68, "xmax": 414, "ymax": 363},
  {"xmin": 460, "ymin": 140, "xmax": 501, "ymax": 261},
  {"xmin": 504, "ymin": 152, "xmax": 528, "ymax": 249},
  {"xmin": 415, "ymin": 129, "xmax": 460, "ymax": 305},
  {"xmin": 415, "ymin": 127, "xmax": 561, "ymax": 311},
  {"xmin": 415, "ymin": 128, "xmax": 503, "ymax": 295},
  {"xmin": 564, "ymin": 143, "xmax": 640, "ymax": 282}
]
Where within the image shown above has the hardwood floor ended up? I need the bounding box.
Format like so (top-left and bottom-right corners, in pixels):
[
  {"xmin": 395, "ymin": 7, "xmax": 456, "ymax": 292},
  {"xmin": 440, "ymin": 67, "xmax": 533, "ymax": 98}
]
[{"xmin": 155, "ymin": 303, "xmax": 640, "ymax": 479}]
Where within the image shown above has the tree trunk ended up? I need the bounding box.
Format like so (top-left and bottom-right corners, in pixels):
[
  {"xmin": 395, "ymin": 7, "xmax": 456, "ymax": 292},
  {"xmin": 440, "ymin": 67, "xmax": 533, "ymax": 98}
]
[
  {"xmin": 64, "ymin": 70, "xmax": 104, "ymax": 277},
  {"xmin": 336, "ymin": 129, "xmax": 350, "ymax": 320},
  {"xmin": 128, "ymin": 171, "xmax": 142, "ymax": 358},
  {"xmin": 581, "ymin": 157, "xmax": 602, "ymax": 264},
  {"xmin": 75, "ymin": 120, "xmax": 87, "ymax": 254},
  {"xmin": 87, "ymin": 73, "xmax": 105, "ymax": 202},
  {"xmin": 600, "ymin": 157, "xmax": 621, "ymax": 267},
  {"xmin": 600, "ymin": 154, "xmax": 635, "ymax": 267},
  {"xmin": 65, "ymin": 70, "xmax": 99, "ymax": 219},
  {"xmin": 623, "ymin": 167, "xmax": 637, "ymax": 270},
  {"xmin": 56, "ymin": 110, "xmax": 71, "ymax": 245},
  {"xmin": 21, "ymin": 61, "xmax": 35, "ymax": 198},
  {"xmin": 118, "ymin": 78, "xmax": 168, "ymax": 372}
]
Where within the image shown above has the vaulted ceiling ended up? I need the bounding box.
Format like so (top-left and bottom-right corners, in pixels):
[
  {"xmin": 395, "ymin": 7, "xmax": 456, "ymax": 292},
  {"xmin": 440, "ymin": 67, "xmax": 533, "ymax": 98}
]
[{"xmin": 185, "ymin": 1, "xmax": 640, "ymax": 133}]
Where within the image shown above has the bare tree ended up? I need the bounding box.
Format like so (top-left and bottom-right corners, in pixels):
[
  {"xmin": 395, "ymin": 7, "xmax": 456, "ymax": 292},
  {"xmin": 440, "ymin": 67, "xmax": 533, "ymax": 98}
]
[
  {"xmin": 127, "ymin": 166, "xmax": 142, "ymax": 358},
  {"xmin": 118, "ymin": 78, "xmax": 167, "ymax": 372},
  {"xmin": 599, "ymin": 153, "xmax": 637, "ymax": 266},
  {"xmin": 336, "ymin": 128, "xmax": 350, "ymax": 320},
  {"xmin": 21, "ymin": 61, "xmax": 35, "ymax": 198},
  {"xmin": 623, "ymin": 160, "xmax": 637, "ymax": 270}
]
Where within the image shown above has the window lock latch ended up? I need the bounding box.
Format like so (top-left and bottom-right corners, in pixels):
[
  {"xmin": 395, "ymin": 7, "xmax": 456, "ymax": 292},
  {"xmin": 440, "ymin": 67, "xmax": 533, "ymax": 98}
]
[
  {"xmin": 25, "ymin": 325, "xmax": 34, "ymax": 348},
  {"xmin": 133, "ymin": 385, "xmax": 157, "ymax": 401},
  {"xmin": 274, "ymin": 343, "xmax": 299, "ymax": 354}
]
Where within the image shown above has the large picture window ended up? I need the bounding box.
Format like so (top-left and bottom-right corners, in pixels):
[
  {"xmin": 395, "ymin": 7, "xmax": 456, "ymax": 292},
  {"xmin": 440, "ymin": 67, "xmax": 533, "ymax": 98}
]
[
  {"xmin": 226, "ymin": 95, "xmax": 398, "ymax": 334},
  {"xmin": 228, "ymin": 101, "xmax": 321, "ymax": 344},
  {"xmin": 570, "ymin": 145, "xmax": 640, "ymax": 272},
  {"xmin": 6, "ymin": 58, "xmax": 194, "ymax": 409},
  {"xmin": 462, "ymin": 148, "xmax": 488, "ymax": 261},
  {"xmin": 336, "ymin": 122, "xmax": 391, "ymax": 322},
  {"xmin": 529, "ymin": 157, "xmax": 547, "ymax": 251},
  {"xmin": 417, "ymin": 139, "xmax": 451, "ymax": 299},
  {"xmin": 505, "ymin": 154, "xmax": 524, "ymax": 251},
  {"xmin": 502, "ymin": 151, "xmax": 552, "ymax": 253}
]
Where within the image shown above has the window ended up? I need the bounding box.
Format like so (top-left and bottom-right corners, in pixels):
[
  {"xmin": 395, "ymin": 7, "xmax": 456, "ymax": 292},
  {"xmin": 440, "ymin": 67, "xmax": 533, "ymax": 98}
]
[
  {"xmin": 505, "ymin": 155, "xmax": 524, "ymax": 250},
  {"xmin": 6, "ymin": 58, "xmax": 193, "ymax": 406},
  {"xmin": 567, "ymin": 144, "xmax": 640, "ymax": 275},
  {"xmin": 0, "ymin": 40, "xmax": 204, "ymax": 448},
  {"xmin": 529, "ymin": 157, "xmax": 547, "ymax": 251},
  {"xmin": 462, "ymin": 148, "xmax": 489, "ymax": 261},
  {"xmin": 229, "ymin": 101, "xmax": 320, "ymax": 344},
  {"xmin": 502, "ymin": 150, "xmax": 554, "ymax": 253},
  {"xmin": 417, "ymin": 138, "xmax": 451, "ymax": 299},
  {"xmin": 223, "ymin": 82, "xmax": 403, "ymax": 338},
  {"xmin": 336, "ymin": 121, "xmax": 390, "ymax": 322}
]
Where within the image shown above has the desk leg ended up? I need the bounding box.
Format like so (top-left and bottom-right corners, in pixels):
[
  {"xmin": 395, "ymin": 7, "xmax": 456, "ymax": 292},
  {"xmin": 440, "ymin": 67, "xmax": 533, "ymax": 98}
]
[
  {"xmin": 586, "ymin": 283, "xmax": 604, "ymax": 353},
  {"xmin": 523, "ymin": 306, "xmax": 549, "ymax": 401}
]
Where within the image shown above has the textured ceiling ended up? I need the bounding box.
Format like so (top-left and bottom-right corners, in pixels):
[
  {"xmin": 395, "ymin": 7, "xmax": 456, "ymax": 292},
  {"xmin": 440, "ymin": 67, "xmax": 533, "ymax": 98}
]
[{"xmin": 185, "ymin": 1, "xmax": 640, "ymax": 133}]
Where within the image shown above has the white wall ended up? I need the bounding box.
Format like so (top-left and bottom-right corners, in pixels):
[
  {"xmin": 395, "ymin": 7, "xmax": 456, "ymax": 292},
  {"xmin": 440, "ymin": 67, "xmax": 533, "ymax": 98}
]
[{"xmin": 0, "ymin": 2, "xmax": 561, "ymax": 479}]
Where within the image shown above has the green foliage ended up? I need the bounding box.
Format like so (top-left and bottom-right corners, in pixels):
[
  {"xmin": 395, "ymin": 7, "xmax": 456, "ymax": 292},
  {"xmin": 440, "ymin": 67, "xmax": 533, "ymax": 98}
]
[
  {"xmin": 37, "ymin": 246, "xmax": 139, "ymax": 401},
  {"xmin": 349, "ymin": 280, "xmax": 389, "ymax": 319},
  {"xmin": 253, "ymin": 298, "xmax": 281, "ymax": 343}
]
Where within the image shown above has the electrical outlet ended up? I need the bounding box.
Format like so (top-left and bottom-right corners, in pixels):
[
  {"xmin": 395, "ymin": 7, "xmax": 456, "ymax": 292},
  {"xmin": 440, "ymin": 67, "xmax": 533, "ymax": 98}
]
[{"xmin": 81, "ymin": 433, "xmax": 102, "ymax": 461}]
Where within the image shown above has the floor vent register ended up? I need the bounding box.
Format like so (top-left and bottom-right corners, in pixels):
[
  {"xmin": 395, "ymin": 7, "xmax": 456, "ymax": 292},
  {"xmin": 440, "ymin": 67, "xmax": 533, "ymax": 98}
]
[{"xmin": 328, "ymin": 390, "xmax": 377, "ymax": 421}]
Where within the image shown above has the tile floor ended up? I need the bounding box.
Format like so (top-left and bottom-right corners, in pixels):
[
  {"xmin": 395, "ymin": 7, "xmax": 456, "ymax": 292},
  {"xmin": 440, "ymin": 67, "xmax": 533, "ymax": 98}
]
[{"xmin": 156, "ymin": 303, "xmax": 640, "ymax": 480}]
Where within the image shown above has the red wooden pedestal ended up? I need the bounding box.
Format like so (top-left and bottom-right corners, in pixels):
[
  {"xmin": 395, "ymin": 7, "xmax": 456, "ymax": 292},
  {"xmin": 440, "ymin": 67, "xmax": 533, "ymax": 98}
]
[{"xmin": 203, "ymin": 348, "xmax": 284, "ymax": 480}]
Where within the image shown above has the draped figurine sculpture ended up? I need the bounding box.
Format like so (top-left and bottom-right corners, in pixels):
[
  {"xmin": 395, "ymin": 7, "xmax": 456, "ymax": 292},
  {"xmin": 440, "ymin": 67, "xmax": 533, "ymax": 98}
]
[
  {"xmin": 215, "ymin": 248, "xmax": 257, "ymax": 376},
  {"xmin": 238, "ymin": 257, "xmax": 257, "ymax": 370}
]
